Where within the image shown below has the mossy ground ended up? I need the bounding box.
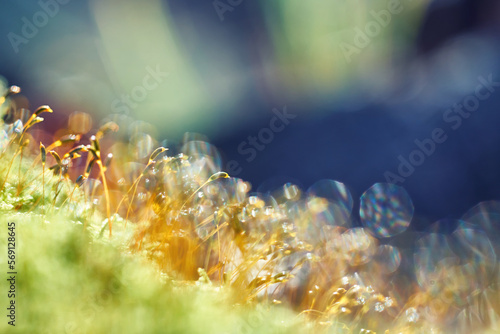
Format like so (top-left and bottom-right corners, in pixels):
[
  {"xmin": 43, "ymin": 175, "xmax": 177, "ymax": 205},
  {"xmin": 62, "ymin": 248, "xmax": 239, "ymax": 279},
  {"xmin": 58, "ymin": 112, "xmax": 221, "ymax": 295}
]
[{"xmin": 0, "ymin": 155, "xmax": 301, "ymax": 334}]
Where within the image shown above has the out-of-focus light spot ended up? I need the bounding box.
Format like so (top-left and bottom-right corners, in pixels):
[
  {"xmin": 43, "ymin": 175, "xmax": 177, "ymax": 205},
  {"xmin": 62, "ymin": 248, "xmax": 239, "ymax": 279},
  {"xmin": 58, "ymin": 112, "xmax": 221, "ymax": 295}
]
[
  {"xmin": 360, "ymin": 183, "xmax": 413, "ymax": 238},
  {"xmin": 69, "ymin": 111, "xmax": 92, "ymax": 134}
]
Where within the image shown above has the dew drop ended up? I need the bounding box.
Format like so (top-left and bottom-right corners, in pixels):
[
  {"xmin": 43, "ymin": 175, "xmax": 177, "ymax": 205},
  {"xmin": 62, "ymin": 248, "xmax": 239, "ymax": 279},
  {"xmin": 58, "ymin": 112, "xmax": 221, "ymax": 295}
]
[
  {"xmin": 406, "ymin": 307, "xmax": 419, "ymax": 323},
  {"xmin": 375, "ymin": 302, "xmax": 384, "ymax": 312}
]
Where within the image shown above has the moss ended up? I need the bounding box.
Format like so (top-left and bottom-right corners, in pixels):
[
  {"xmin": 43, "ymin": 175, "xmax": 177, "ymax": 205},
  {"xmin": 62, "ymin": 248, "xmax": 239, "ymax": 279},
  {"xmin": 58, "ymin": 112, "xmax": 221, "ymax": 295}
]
[
  {"xmin": 6, "ymin": 83, "xmax": 499, "ymax": 333},
  {"xmin": 0, "ymin": 212, "xmax": 301, "ymax": 333},
  {"xmin": 0, "ymin": 93, "xmax": 302, "ymax": 333}
]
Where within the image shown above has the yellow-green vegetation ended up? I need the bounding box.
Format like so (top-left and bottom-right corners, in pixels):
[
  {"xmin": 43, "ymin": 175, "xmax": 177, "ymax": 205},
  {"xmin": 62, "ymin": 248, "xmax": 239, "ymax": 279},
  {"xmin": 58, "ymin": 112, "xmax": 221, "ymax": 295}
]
[
  {"xmin": 0, "ymin": 85, "xmax": 301, "ymax": 334},
  {"xmin": 0, "ymin": 215, "xmax": 300, "ymax": 333}
]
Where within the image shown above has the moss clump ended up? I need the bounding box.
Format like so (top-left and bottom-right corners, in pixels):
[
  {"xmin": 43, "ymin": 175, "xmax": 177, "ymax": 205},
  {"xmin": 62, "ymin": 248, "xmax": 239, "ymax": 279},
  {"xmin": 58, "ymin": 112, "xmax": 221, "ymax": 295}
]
[
  {"xmin": 0, "ymin": 86, "xmax": 302, "ymax": 334},
  {"xmin": 0, "ymin": 213, "xmax": 301, "ymax": 334}
]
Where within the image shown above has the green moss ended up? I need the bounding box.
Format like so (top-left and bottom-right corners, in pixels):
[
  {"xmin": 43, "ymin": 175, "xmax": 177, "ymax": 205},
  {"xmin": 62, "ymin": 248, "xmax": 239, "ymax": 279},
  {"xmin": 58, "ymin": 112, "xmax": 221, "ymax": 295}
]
[
  {"xmin": 0, "ymin": 212, "xmax": 303, "ymax": 333},
  {"xmin": 0, "ymin": 150, "xmax": 303, "ymax": 333}
]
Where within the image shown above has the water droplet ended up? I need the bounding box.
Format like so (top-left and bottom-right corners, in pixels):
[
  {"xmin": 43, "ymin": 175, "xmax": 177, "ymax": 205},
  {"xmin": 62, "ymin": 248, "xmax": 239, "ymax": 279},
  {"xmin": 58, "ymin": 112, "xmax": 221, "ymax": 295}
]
[
  {"xmin": 11, "ymin": 119, "xmax": 23, "ymax": 135},
  {"xmin": 406, "ymin": 307, "xmax": 419, "ymax": 323},
  {"xmin": 251, "ymin": 208, "xmax": 259, "ymax": 217},
  {"xmin": 264, "ymin": 206, "xmax": 274, "ymax": 216},
  {"xmin": 238, "ymin": 207, "xmax": 249, "ymax": 222}
]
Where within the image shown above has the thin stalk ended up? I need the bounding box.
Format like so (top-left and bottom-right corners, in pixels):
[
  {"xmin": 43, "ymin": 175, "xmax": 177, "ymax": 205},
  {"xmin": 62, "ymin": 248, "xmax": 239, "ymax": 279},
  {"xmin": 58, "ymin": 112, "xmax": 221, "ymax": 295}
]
[
  {"xmin": 0, "ymin": 150, "xmax": 20, "ymax": 193},
  {"xmin": 96, "ymin": 160, "xmax": 112, "ymax": 236},
  {"xmin": 42, "ymin": 163, "xmax": 45, "ymax": 216},
  {"xmin": 16, "ymin": 148, "xmax": 23, "ymax": 195}
]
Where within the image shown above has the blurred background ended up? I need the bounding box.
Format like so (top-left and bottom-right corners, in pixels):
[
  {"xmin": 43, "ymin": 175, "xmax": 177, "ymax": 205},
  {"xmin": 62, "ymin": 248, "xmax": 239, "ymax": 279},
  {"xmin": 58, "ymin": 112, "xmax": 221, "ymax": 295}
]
[{"xmin": 1, "ymin": 0, "xmax": 500, "ymax": 229}]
